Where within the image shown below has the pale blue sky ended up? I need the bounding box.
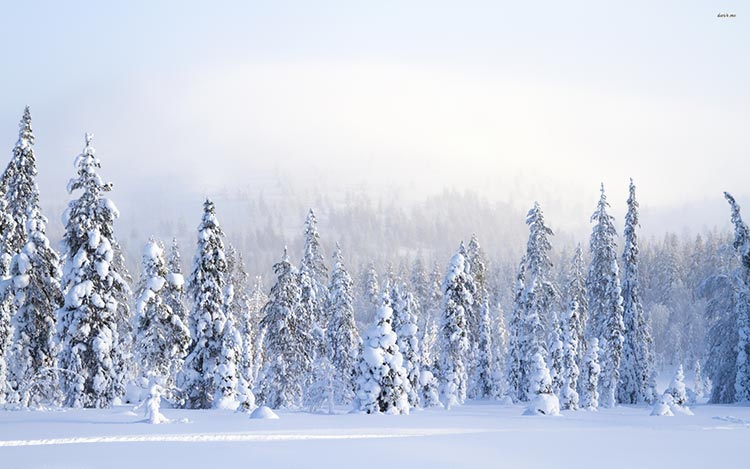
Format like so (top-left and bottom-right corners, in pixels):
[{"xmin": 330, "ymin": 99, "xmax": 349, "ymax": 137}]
[{"xmin": 0, "ymin": 1, "xmax": 747, "ymax": 233}]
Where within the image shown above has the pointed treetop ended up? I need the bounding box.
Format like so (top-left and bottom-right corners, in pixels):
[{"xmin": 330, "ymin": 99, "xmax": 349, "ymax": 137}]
[
  {"xmin": 332, "ymin": 241, "xmax": 343, "ymax": 263},
  {"xmin": 17, "ymin": 106, "xmax": 34, "ymax": 146},
  {"xmin": 626, "ymin": 179, "xmax": 639, "ymax": 220},
  {"xmin": 590, "ymin": 183, "xmax": 615, "ymax": 231},
  {"xmin": 724, "ymin": 192, "xmax": 750, "ymax": 268},
  {"xmin": 85, "ymin": 132, "xmax": 94, "ymax": 146}
]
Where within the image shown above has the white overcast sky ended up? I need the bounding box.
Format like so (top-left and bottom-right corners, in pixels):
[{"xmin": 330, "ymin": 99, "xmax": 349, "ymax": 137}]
[{"xmin": 0, "ymin": 0, "xmax": 747, "ymax": 235}]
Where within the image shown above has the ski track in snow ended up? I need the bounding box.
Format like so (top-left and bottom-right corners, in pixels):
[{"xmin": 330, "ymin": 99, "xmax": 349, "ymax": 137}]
[{"xmin": 0, "ymin": 428, "xmax": 485, "ymax": 448}]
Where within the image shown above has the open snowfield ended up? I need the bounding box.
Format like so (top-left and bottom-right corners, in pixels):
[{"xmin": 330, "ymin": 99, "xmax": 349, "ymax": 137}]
[{"xmin": 1, "ymin": 401, "xmax": 748, "ymax": 469}]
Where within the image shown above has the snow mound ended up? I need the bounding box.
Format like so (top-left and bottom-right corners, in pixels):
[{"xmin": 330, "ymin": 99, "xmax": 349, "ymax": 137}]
[
  {"xmin": 650, "ymin": 393, "xmax": 693, "ymax": 417},
  {"xmin": 523, "ymin": 393, "xmax": 560, "ymax": 416},
  {"xmin": 250, "ymin": 406, "xmax": 280, "ymax": 420},
  {"xmin": 650, "ymin": 401, "xmax": 674, "ymax": 417}
]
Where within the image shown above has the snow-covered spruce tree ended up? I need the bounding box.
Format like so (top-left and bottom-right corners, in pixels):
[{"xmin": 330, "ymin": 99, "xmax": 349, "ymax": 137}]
[
  {"xmin": 581, "ymin": 338, "xmax": 601, "ymax": 410},
  {"xmin": 0, "ymin": 194, "xmax": 15, "ymax": 405},
  {"xmin": 724, "ymin": 192, "xmax": 750, "ymax": 402},
  {"xmin": 8, "ymin": 204, "xmax": 64, "ymax": 407},
  {"xmin": 256, "ymin": 248, "xmax": 311, "ymax": 409},
  {"xmin": 248, "ymin": 276, "xmax": 268, "ymax": 382},
  {"xmin": 418, "ymin": 367, "xmax": 442, "ymax": 408},
  {"xmin": 215, "ymin": 311, "xmax": 253, "ymax": 410},
  {"xmin": 618, "ymin": 179, "xmax": 655, "ymax": 404},
  {"xmin": 700, "ymin": 267, "xmax": 738, "ymax": 403},
  {"xmin": 548, "ymin": 317, "xmax": 564, "ymax": 398},
  {"xmin": 355, "ymin": 294, "xmax": 410, "ymax": 414},
  {"xmin": 298, "ymin": 265, "xmax": 323, "ymax": 381},
  {"xmin": 325, "ymin": 243, "xmax": 362, "ymax": 405},
  {"xmin": 560, "ymin": 248, "xmax": 587, "ymax": 411},
  {"xmin": 524, "ymin": 352, "xmax": 560, "ymax": 416},
  {"xmin": 225, "ymin": 249, "xmax": 257, "ymax": 396},
  {"xmin": 505, "ymin": 256, "xmax": 526, "ymax": 402},
  {"xmin": 520, "ymin": 202, "xmax": 558, "ymax": 401},
  {"xmin": 586, "ymin": 184, "xmax": 624, "ymax": 408},
  {"xmin": 164, "ymin": 238, "xmax": 188, "ymax": 332},
  {"xmin": 391, "ymin": 284, "xmax": 421, "ymax": 407},
  {"xmin": 560, "ymin": 300, "xmax": 580, "ymax": 410},
  {"xmin": 134, "ymin": 240, "xmax": 190, "ymax": 393},
  {"xmin": 57, "ymin": 135, "xmax": 131, "ymax": 408},
  {"xmin": 491, "ymin": 302, "xmax": 508, "ymax": 397},
  {"xmin": 301, "ymin": 208, "xmax": 328, "ymax": 327},
  {"xmin": 358, "ymin": 262, "xmax": 380, "ymax": 323},
  {"xmin": 305, "ymin": 354, "xmax": 337, "ymax": 413},
  {"xmin": 411, "ymin": 257, "xmax": 432, "ymax": 336},
  {"xmin": 176, "ymin": 199, "xmax": 232, "ymax": 409},
  {"xmin": 567, "ymin": 246, "xmax": 588, "ymax": 366},
  {"xmin": 665, "ymin": 364, "xmax": 687, "ymax": 405},
  {"xmin": 418, "ymin": 263, "xmax": 444, "ymax": 371},
  {"xmin": 465, "ymin": 234, "xmax": 487, "ymax": 346},
  {"xmin": 437, "ymin": 246, "xmax": 474, "ymax": 409},
  {"xmin": 474, "ymin": 295, "xmax": 498, "ymax": 399},
  {"xmin": 465, "ymin": 234, "xmax": 491, "ymax": 399},
  {"xmin": 692, "ymin": 360, "xmax": 704, "ymax": 400}
]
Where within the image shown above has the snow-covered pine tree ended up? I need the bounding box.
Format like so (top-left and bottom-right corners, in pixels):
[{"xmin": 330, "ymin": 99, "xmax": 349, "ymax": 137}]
[
  {"xmin": 298, "ymin": 265, "xmax": 323, "ymax": 379},
  {"xmin": 524, "ymin": 352, "xmax": 560, "ymax": 416},
  {"xmin": 560, "ymin": 248, "xmax": 586, "ymax": 410},
  {"xmin": 248, "ymin": 276, "xmax": 267, "ymax": 382},
  {"xmin": 215, "ymin": 311, "xmax": 252, "ymax": 410},
  {"xmin": 134, "ymin": 240, "xmax": 190, "ymax": 394},
  {"xmin": 418, "ymin": 368, "xmax": 442, "ymax": 408},
  {"xmin": 418, "ymin": 263, "xmax": 444, "ymax": 371},
  {"xmin": 548, "ymin": 317, "xmax": 564, "ymax": 398},
  {"xmin": 355, "ymin": 294, "xmax": 410, "ymax": 414},
  {"xmin": 325, "ymin": 243, "xmax": 361, "ymax": 405},
  {"xmin": 391, "ymin": 284, "xmax": 421, "ymax": 407},
  {"xmin": 164, "ymin": 238, "xmax": 188, "ymax": 332},
  {"xmin": 176, "ymin": 199, "xmax": 230, "ymax": 409},
  {"xmin": 618, "ymin": 179, "xmax": 654, "ymax": 404},
  {"xmin": 567, "ymin": 246, "xmax": 588, "ymax": 367},
  {"xmin": 256, "ymin": 248, "xmax": 311, "ymax": 409},
  {"xmin": 437, "ymin": 246, "xmax": 474, "ymax": 409},
  {"xmin": 491, "ymin": 302, "xmax": 508, "ymax": 397},
  {"xmin": 474, "ymin": 295, "xmax": 498, "ymax": 399},
  {"xmin": 358, "ymin": 262, "xmax": 380, "ymax": 323},
  {"xmin": 581, "ymin": 337, "xmax": 601, "ymax": 410},
  {"xmin": 8, "ymin": 204, "xmax": 64, "ymax": 407},
  {"xmin": 520, "ymin": 202, "xmax": 558, "ymax": 401},
  {"xmin": 505, "ymin": 256, "xmax": 526, "ymax": 402},
  {"xmin": 724, "ymin": 192, "xmax": 750, "ymax": 402},
  {"xmin": 411, "ymin": 257, "xmax": 432, "ymax": 334},
  {"xmin": 665, "ymin": 364, "xmax": 687, "ymax": 405},
  {"xmin": 692, "ymin": 360, "xmax": 704, "ymax": 400},
  {"xmin": 586, "ymin": 184, "xmax": 624, "ymax": 408},
  {"xmin": 465, "ymin": 234, "xmax": 487, "ymax": 346},
  {"xmin": 465, "ymin": 234, "xmax": 490, "ymax": 399},
  {"xmin": 57, "ymin": 134, "xmax": 131, "ymax": 408},
  {"xmin": 0, "ymin": 193, "xmax": 14, "ymax": 405},
  {"xmin": 225, "ymin": 250, "xmax": 256, "ymax": 396},
  {"xmin": 4, "ymin": 107, "xmax": 37, "ymax": 253},
  {"xmin": 560, "ymin": 303, "xmax": 580, "ymax": 410},
  {"xmin": 0, "ymin": 110, "xmax": 33, "ymax": 405},
  {"xmin": 700, "ymin": 266, "xmax": 738, "ymax": 403},
  {"xmin": 301, "ymin": 208, "xmax": 328, "ymax": 326}
]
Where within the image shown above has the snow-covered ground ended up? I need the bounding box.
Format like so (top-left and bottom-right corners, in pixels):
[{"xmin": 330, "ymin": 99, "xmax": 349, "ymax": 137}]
[{"xmin": 1, "ymin": 401, "xmax": 748, "ymax": 468}]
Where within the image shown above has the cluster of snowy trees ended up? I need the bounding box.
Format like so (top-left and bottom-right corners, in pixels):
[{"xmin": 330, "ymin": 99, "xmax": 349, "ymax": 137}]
[
  {"xmin": 0, "ymin": 108, "xmax": 749, "ymax": 413},
  {"xmin": 505, "ymin": 183, "xmax": 657, "ymax": 412}
]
